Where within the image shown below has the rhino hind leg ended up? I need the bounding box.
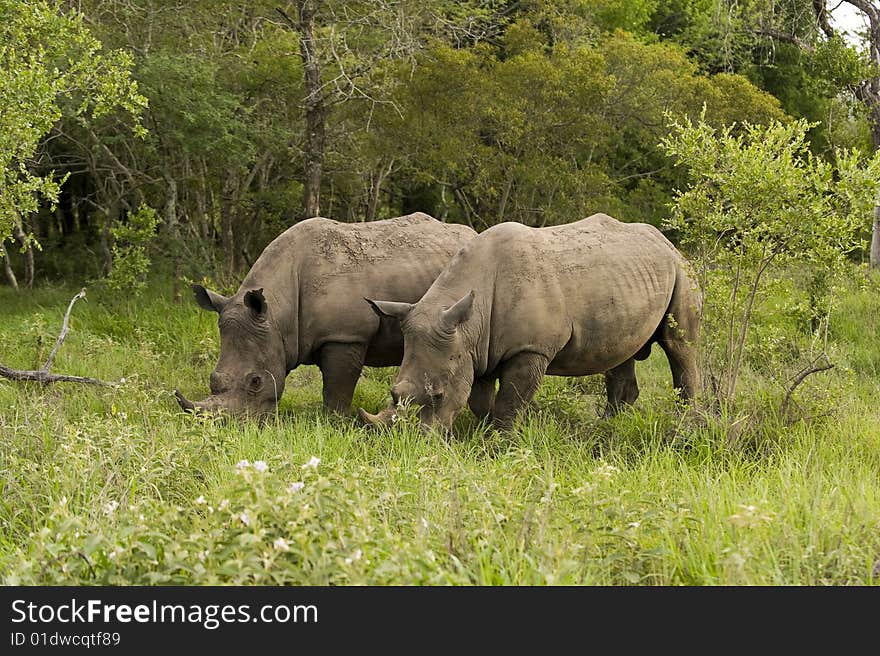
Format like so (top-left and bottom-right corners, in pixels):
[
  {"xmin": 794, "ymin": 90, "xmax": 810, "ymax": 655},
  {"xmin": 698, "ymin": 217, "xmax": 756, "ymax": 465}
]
[
  {"xmin": 318, "ymin": 342, "xmax": 367, "ymax": 414},
  {"xmin": 468, "ymin": 376, "xmax": 497, "ymax": 421},
  {"xmin": 658, "ymin": 330, "xmax": 698, "ymax": 401},
  {"xmin": 603, "ymin": 358, "xmax": 640, "ymax": 417},
  {"xmin": 492, "ymin": 352, "xmax": 549, "ymax": 430},
  {"xmin": 657, "ymin": 266, "xmax": 701, "ymax": 401}
]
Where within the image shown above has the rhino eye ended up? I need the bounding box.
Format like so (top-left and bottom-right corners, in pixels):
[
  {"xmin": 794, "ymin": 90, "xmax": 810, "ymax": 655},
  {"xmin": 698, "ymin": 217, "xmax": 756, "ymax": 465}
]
[
  {"xmin": 247, "ymin": 374, "xmax": 264, "ymax": 393},
  {"xmin": 429, "ymin": 389, "xmax": 444, "ymax": 404}
]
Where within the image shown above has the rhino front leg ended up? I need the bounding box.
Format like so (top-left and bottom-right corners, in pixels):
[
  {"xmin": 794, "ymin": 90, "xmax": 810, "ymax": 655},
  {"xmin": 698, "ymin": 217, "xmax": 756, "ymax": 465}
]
[
  {"xmin": 318, "ymin": 342, "xmax": 367, "ymax": 414},
  {"xmin": 492, "ymin": 352, "xmax": 549, "ymax": 430},
  {"xmin": 468, "ymin": 376, "xmax": 497, "ymax": 422},
  {"xmin": 603, "ymin": 357, "xmax": 640, "ymax": 417}
]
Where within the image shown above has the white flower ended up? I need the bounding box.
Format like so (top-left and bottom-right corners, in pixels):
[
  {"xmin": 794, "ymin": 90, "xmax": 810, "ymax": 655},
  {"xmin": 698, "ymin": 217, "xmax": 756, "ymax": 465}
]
[
  {"xmin": 253, "ymin": 460, "xmax": 268, "ymax": 473},
  {"xmin": 628, "ymin": 521, "xmax": 641, "ymax": 529},
  {"xmin": 59, "ymin": 496, "xmax": 68, "ymax": 507},
  {"xmin": 195, "ymin": 495, "xmax": 207, "ymax": 505},
  {"xmin": 728, "ymin": 503, "xmax": 776, "ymax": 528},
  {"xmin": 288, "ymin": 481, "xmax": 305, "ymax": 494},
  {"xmin": 344, "ymin": 549, "xmax": 363, "ymax": 565},
  {"xmin": 572, "ymin": 483, "xmax": 596, "ymax": 496},
  {"xmin": 102, "ymin": 500, "xmax": 119, "ymax": 516},
  {"xmin": 219, "ymin": 499, "xmax": 230, "ymax": 511},
  {"xmin": 273, "ymin": 537, "xmax": 290, "ymax": 552},
  {"xmin": 301, "ymin": 456, "xmax": 321, "ymax": 470},
  {"xmin": 593, "ymin": 462, "xmax": 620, "ymax": 482},
  {"xmin": 239, "ymin": 512, "xmax": 250, "ymax": 526},
  {"xmin": 235, "ymin": 459, "xmax": 250, "ymax": 471},
  {"xmin": 120, "ymin": 377, "xmax": 126, "ymax": 384}
]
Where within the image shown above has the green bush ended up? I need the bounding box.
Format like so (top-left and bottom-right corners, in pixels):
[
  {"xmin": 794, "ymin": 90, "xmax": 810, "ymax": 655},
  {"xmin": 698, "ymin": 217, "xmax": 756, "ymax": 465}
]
[
  {"xmin": 99, "ymin": 204, "xmax": 159, "ymax": 296},
  {"xmin": 662, "ymin": 114, "xmax": 880, "ymax": 407}
]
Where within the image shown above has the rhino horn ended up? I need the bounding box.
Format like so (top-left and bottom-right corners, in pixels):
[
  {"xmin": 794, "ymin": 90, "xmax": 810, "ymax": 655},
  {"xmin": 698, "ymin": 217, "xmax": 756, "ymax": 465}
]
[
  {"xmin": 175, "ymin": 389, "xmax": 223, "ymax": 414},
  {"xmin": 174, "ymin": 389, "xmax": 196, "ymax": 412},
  {"xmin": 358, "ymin": 407, "xmax": 396, "ymax": 426},
  {"xmin": 358, "ymin": 407, "xmax": 381, "ymax": 425}
]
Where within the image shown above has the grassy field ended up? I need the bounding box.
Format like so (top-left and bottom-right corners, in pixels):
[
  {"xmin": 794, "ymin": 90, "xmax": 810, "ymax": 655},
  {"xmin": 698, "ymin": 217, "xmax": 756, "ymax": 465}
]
[{"xmin": 1, "ymin": 272, "xmax": 879, "ymax": 585}]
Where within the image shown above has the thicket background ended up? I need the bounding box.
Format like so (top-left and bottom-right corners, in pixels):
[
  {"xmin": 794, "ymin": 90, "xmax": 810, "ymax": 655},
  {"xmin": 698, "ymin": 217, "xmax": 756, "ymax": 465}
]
[{"xmin": 3, "ymin": 0, "xmax": 879, "ymax": 290}]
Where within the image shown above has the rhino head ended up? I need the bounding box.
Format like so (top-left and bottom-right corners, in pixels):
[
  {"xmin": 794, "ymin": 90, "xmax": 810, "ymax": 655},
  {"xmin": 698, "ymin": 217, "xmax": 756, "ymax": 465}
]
[
  {"xmin": 175, "ymin": 284, "xmax": 287, "ymax": 418},
  {"xmin": 359, "ymin": 291, "xmax": 476, "ymax": 433}
]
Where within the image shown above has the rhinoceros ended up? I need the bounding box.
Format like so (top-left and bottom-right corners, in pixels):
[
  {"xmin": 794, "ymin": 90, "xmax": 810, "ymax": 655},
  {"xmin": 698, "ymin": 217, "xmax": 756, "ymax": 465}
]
[
  {"xmin": 174, "ymin": 213, "xmax": 476, "ymax": 416},
  {"xmin": 359, "ymin": 213, "xmax": 701, "ymax": 432}
]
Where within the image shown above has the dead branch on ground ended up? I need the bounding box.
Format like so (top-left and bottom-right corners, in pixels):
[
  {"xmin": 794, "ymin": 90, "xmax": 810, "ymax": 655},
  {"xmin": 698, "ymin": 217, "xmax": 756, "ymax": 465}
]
[{"xmin": 0, "ymin": 288, "xmax": 116, "ymax": 386}]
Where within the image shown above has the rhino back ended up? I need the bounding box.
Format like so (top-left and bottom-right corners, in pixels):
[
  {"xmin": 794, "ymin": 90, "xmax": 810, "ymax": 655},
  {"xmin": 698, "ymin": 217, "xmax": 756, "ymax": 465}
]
[
  {"xmin": 245, "ymin": 213, "xmax": 475, "ymax": 364},
  {"xmin": 428, "ymin": 214, "xmax": 683, "ymax": 376}
]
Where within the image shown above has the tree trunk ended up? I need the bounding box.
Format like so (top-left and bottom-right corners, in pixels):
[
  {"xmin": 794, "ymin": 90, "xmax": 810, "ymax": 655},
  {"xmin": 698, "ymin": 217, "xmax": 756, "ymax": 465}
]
[
  {"xmin": 837, "ymin": 1, "xmax": 880, "ymax": 266},
  {"xmin": 284, "ymin": 2, "xmax": 325, "ymax": 221},
  {"xmin": 872, "ymin": 190, "xmax": 880, "ymax": 268},
  {"xmin": 366, "ymin": 159, "xmax": 393, "ymax": 222},
  {"xmin": 163, "ymin": 172, "xmax": 183, "ymax": 301},
  {"xmin": 498, "ymin": 172, "xmax": 514, "ymax": 223},
  {"xmin": 870, "ymin": 104, "xmax": 880, "ymax": 267},
  {"xmin": 12, "ymin": 221, "xmax": 34, "ymax": 288},
  {"xmin": 1, "ymin": 242, "xmax": 18, "ymax": 290},
  {"xmin": 196, "ymin": 157, "xmax": 210, "ymax": 241},
  {"xmin": 221, "ymin": 174, "xmax": 237, "ymax": 275},
  {"xmin": 100, "ymin": 212, "xmax": 114, "ymax": 277}
]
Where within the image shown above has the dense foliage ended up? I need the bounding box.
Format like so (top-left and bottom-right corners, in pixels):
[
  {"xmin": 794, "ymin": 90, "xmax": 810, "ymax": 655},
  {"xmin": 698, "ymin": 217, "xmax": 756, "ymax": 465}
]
[
  {"xmin": 663, "ymin": 115, "xmax": 880, "ymax": 401},
  {"xmin": 2, "ymin": 0, "xmax": 878, "ymax": 285}
]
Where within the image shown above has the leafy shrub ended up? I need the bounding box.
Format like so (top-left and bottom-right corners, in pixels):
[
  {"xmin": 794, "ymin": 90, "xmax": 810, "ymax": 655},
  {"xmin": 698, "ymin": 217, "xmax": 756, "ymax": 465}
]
[
  {"xmin": 99, "ymin": 204, "xmax": 159, "ymax": 296},
  {"xmin": 662, "ymin": 114, "xmax": 880, "ymax": 407}
]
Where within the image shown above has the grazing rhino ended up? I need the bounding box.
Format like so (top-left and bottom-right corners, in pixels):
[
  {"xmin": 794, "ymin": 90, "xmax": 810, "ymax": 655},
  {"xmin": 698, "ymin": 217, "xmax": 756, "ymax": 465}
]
[
  {"xmin": 175, "ymin": 213, "xmax": 475, "ymax": 417},
  {"xmin": 360, "ymin": 213, "xmax": 701, "ymax": 432}
]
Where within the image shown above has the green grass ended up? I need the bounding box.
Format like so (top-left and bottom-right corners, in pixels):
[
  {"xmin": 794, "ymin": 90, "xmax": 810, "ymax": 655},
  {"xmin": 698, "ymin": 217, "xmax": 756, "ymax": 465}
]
[{"xmin": 1, "ymin": 275, "xmax": 879, "ymax": 585}]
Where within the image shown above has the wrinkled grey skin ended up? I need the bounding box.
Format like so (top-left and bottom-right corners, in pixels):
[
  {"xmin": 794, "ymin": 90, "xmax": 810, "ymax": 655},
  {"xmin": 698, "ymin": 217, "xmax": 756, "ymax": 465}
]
[
  {"xmin": 175, "ymin": 213, "xmax": 475, "ymax": 417},
  {"xmin": 360, "ymin": 213, "xmax": 702, "ymax": 432}
]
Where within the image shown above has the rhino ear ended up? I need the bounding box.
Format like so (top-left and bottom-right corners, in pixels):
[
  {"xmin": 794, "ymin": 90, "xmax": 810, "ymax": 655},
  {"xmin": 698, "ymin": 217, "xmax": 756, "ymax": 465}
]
[
  {"xmin": 365, "ymin": 298, "xmax": 413, "ymax": 320},
  {"xmin": 440, "ymin": 290, "xmax": 474, "ymax": 331},
  {"xmin": 244, "ymin": 288, "xmax": 268, "ymax": 317},
  {"xmin": 193, "ymin": 284, "xmax": 229, "ymax": 313}
]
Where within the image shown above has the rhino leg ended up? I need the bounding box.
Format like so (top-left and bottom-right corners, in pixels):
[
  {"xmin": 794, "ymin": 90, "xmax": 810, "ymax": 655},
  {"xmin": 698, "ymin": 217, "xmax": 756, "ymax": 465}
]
[
  {"xmin": 603, "ymin": 358, "xmax": 640, "ymax": 417},
  {"xmin": 318, "ymin": 342, "xmax": 366, "ymax": 414},
  {"xmin": 657, "ymin": 267, "xmax": 701, "ymax": 401},
  {"xmin": 468, "ymin": 376, "xmax": 497, "ymax": 422},
  {"xmin": 658, "ymin": 328, "xmax": 698, "ymax": 401},
  {"xmin": 492, "ymin": 352, "xmax": 549, "ymax": 430}
]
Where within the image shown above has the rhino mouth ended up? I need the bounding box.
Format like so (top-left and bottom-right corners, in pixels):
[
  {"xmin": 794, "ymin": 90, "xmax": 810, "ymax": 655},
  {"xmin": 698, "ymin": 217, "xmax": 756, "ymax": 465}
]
[{"xmin": 174, "ymin": 389, "xmax": 278, "ymax": 423}]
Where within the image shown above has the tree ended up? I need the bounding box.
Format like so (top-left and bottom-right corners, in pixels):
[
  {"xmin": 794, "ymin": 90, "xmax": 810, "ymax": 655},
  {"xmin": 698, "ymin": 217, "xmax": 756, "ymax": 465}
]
[
  {"xmin": 695, "ymin": 0, "xmax": 880, "ymax": 267},
  {"xmin": 376, "ymin": 29, "xmax": 787, "ymax": 229},
  {"xmin": 277, "ymin": 3, "xmax": 325, "ymax": 220},
  {"xmin": 663, "ymin": 114, "xmax": 880, "ymax": 403},
  {"xmin": 816, "ymin": 1, "xmax": 880, "ymax": 266},
  {"xmin": 0, "ymin": 0, "xmax": 146, "ymax": 288}
]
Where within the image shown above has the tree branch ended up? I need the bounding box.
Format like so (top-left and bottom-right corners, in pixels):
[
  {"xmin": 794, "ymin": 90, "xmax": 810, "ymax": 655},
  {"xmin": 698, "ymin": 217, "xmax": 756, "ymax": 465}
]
[
  {"xmin": 43, "ymin": 288, "xmax": 85, "ymax": 370},
  {"xmin": 754, "ymin": 28, "xmax": 816, "ymax": 52},
  {"xmin": 0, "ymin": 288, "xmax": 117, "ymax": 387},
  {"xmin": 780, "ymin": 356, "xmax": 835, "ymax": 417},
  {"xmin": 813, "ymin": 0, "xmax": 836, "ymax": 40}
]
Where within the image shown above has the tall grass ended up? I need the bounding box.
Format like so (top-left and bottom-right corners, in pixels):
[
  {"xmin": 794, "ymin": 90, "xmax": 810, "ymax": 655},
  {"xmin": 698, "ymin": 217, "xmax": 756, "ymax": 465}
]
[{"xmin": 1, "ymin": 274, "xmax": 879, "ymax": 585}]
